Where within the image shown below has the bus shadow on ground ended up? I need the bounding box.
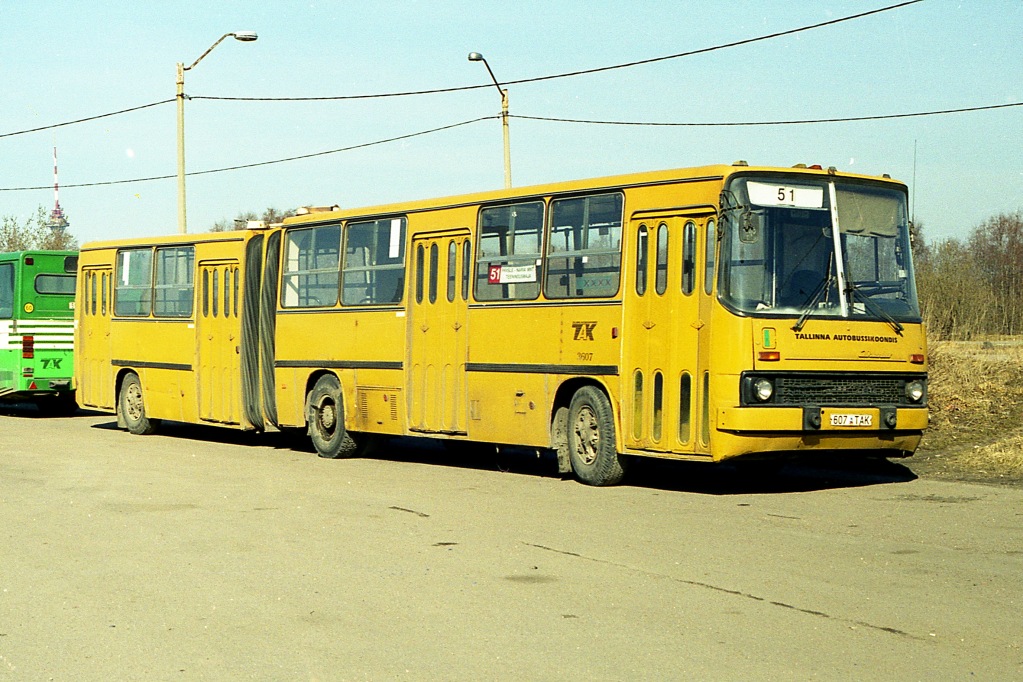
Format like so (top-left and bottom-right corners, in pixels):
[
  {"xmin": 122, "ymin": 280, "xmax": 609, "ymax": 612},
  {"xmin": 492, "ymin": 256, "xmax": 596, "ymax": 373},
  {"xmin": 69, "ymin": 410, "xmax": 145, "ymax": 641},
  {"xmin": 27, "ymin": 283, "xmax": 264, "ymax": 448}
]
[
  {"xmin": 623, "ymin": 455, "xmax": 919, "ymax": 495},
  {"xmin": 355, "ymin": 438, "xmax": 919, "ymax": 495},
  {"xmin": 75, "ymin": 413, "xmax": 919, "ymax": 495}
]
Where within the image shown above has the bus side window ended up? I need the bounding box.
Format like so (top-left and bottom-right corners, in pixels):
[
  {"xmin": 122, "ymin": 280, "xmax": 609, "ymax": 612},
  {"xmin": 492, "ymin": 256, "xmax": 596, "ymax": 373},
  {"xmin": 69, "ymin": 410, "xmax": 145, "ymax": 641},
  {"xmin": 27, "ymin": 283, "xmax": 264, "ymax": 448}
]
[
  {"xmin": 282, "ymin": 225, "xmax": 341, "ymax": 308},
  {"xmin": 544, "ymin": 192, "xmax": 623, "ymax": 299},
  {"xmin": 85, "ymin": 272, "xmax": 94, "ymax": 316},
  {"xmin": 202, "ymin": 269, "xmax": 209, "ymax": 317},
  {"xmin": 154, "ymin": 246, "xmax": 195, "ymax": 318},
  {"xmin": 682, "ymin": 221, "xmax": 696, "ymax": 295},
  {"xmin": 461, "ymin": 240, "xmax": 471, "ymax": 301},
  {"xmin": 415, "ymin": 244, "xmax": 425, "ymax": 304},
  {"xmin": 655, "ymin": 223, "xmax": 669, "ymax": 295},
  {"xmin": 476, "ymin": 201, "xmax": 543, "ymax": 301},
  {"xmin": 635, "ymin": 225, "xmax": 648, "ymax": 296},
  {"xmin": 446, "ymin": 241, "xmax": 457, "ymax": 303},
  {"xmin": 115, "ymin": 248, "xmax": 154, "ymax": 317},
  {"xmin": 678, "ymin": 372, "xmax": 692, "ymax": 444},
  {"xmin": 233, "ymin": 266, "xmax": 240, "ymax": 317},
  {"xmin": 342, "ymin": 217, "xmax": 406, "ymax": 306},
  {"xmin": 101, "ymin": 272, "xmax": 108, "ymax": 316},
  {"xmin": 704, "ymin": 219, "xmax": 716, "ymax": 296},
  {"xmin": 0, "ymin": 263, "xmax": 14, "ymax": 318},
  {"xmin": 212, "ymin": 269, "xmax": 219, "ymax": 318}
]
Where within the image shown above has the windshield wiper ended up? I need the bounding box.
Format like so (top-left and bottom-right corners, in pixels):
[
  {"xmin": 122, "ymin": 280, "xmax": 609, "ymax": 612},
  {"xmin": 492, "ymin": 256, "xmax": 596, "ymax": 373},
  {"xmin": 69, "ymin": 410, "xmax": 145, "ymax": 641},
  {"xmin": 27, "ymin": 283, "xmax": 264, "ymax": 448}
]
[
  {"xmin": 847, "ymin": 282, "xmax": 904, "ymax": 336},
  {"xmin": 791, "ymin": 275, "xmax": 834, "ymax": 332}
]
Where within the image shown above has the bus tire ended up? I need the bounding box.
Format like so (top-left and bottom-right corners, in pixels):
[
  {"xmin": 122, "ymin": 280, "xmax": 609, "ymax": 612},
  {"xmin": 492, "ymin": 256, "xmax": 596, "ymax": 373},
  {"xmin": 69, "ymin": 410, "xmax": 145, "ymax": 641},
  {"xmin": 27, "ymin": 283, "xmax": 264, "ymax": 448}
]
[
  {"xmin": 308, "ymin": 375, "xmax": 358, "ymax": 459},
  {"xmin": 568, "ymin": 386, "xmax": 627, "ymax": 486},
  {"xmin": 119, "ymin": 373, "xmax": 158, "ymax": 436}
]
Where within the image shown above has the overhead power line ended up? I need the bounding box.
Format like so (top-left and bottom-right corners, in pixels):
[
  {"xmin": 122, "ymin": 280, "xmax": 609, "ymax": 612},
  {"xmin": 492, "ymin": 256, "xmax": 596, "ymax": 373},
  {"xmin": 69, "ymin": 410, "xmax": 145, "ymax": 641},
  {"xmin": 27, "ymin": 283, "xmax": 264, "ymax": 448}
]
[
  {"xmin": 513, "ymin": 101, "xmax": 1023, "ymax": 127},
  {"xmin": 195, "ymin": 0, "xmax": 925, "ymax": 102},
  {"xmin": 1, "ymin": 97, "xmax": 1018, "ymax": 194},
  {"xmin": 0, "ymin": 0, "xmax": 924, "ymax": 139},
  {"xmin": 0, "ymin": 116, "xmax": 495, "ymax": 192},
  {"xmin": 0, "ymin": 100, "xmax": 174, "ymax": 140}
]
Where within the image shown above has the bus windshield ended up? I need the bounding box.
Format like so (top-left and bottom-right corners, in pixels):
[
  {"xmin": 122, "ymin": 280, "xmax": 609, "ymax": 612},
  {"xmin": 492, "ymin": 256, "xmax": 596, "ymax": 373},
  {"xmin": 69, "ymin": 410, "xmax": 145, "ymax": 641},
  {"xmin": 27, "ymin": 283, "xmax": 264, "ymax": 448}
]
[{"xmin": 718, "ymin": 175, "xmax": 920, "ymax": 326}]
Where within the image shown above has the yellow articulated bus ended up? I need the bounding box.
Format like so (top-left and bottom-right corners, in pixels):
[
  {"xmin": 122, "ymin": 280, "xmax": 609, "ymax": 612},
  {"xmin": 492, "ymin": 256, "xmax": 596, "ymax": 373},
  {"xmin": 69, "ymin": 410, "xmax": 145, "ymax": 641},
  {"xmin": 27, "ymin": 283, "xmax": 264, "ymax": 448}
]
[{"xmin": 75, "ymin": 162, "xmax": 927, "ymax": 485}]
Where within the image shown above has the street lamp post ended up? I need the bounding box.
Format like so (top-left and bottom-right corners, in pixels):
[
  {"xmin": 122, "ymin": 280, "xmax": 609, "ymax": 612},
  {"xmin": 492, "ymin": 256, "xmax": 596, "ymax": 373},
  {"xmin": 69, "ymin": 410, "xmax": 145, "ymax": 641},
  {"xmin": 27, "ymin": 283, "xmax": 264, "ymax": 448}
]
[
  {"xmin": 468, "ymin": 52, "xmax": 511, "ymax": 189},
  {"xmin": 177, "ymin": 31, "xmax": 258, "ymax": 234}
]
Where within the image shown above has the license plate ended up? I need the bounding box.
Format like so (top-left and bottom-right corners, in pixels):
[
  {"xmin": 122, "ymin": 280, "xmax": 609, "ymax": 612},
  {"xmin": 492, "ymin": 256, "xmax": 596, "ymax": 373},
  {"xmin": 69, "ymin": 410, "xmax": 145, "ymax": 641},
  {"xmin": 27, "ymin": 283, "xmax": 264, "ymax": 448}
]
[{"xmin": 830, "ymin": 413, "xmax": 873, "ymax": 427}]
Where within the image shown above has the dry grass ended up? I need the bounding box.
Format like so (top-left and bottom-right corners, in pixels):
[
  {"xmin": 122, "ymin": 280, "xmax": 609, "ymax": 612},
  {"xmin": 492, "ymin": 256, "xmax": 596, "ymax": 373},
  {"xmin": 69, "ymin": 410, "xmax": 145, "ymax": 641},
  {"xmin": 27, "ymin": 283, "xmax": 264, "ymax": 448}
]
[{"xmin": 915, "ymin": 339, "xmax": 1023, "ymax": 484}]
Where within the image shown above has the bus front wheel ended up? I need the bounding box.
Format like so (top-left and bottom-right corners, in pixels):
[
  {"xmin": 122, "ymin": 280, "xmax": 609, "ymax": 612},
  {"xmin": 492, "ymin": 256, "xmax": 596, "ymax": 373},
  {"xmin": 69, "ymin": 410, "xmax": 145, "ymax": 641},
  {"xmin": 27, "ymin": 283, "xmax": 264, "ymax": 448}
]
[
  {"xmin": 307, "ymin": 375, "xmax": 358, "ymax": 459},
  {"xmin": 119, "ymin": 373, "xmax": 158, "ymax": 435},
  {"xmin": 568, "ymin": 386, "xmax": 627, "ymax": 486}
]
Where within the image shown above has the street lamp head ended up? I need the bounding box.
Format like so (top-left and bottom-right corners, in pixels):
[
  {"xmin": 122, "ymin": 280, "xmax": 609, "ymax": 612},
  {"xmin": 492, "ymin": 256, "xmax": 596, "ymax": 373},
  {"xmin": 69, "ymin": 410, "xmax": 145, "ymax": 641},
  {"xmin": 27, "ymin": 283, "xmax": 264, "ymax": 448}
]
[
  {"xmin": 232, "ymin": 31, "xmax": 258, "ymax": 42},
  {"xmin": 468, "ymin": 52, "xmax": 484, "ymax": 62}
]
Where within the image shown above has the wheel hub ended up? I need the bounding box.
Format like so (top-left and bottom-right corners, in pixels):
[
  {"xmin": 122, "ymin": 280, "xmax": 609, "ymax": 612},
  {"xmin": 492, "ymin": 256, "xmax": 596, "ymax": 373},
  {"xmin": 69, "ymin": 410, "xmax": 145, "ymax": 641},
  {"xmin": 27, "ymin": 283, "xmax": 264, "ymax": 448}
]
[{"xmin": 572, "ymin": 405, "xmax": 599, "ymax": 465}]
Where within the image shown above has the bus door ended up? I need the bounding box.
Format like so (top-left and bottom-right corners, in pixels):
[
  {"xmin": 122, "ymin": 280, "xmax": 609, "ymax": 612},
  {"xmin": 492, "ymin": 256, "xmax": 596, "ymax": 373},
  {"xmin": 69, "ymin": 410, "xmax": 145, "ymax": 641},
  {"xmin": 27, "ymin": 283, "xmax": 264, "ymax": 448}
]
[
  {"xmin": 196, "ymin": 260, "xmax": 242, "ymax": 424},
  {"xmin": 623, "ymin": 214, "xmax": 707, "ymax": 453},
  {"xmin": 407, "ymin": 230, "xmax": 471, "ymax": 434},
  {"xmin": 78, "ymin": 266, "xmax": 115, "ymax": 409}
]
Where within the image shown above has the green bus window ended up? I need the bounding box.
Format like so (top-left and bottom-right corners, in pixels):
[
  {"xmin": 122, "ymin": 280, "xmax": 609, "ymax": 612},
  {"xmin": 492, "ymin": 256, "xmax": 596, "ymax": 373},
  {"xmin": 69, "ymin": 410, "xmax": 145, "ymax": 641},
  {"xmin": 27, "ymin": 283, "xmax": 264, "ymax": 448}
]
[
  {"xmin": 415, "ymin": 244, "xmax": 425, "ymax": 304},
  {"xmin": 653, "ymin": 371, "xmax": 664, "ymax": 442},
  {"xmin": 282, "ymin": 225, "xmax": 341, "ymax": 308},
  {"xmin": 0, "ymin": 263, "xmax": 14, "ymax": 318},
  {"xmin": 635, "ymin": 225, "xmax": 648, "ymax": 296},
  {"xmin": 545, "ymin": 192, "xmax": 623, "ymax": 299},
  {"xmin": 682, "ymin": 221, "xmax": 696, "ymax": 295},
  {"xmin": 447, "ymin": 241, "xmax": 457, "ymax": 303},
  {"xmin": 154, "ymin": 246, "xmax": 195, "ymax": 318},
  {"xmin": 704, "ymin": 219, "xmax": 716, "ymax": 296},
  {"xmin": 35, "ymin": 274, "xmax": 76, "ymax": 295},
  {"xmin": 678, "ymin": 373, "xmax": 692, "ymax": 444},
  {"xmin": 633, "ymin": 369, "xmax": 644, "ymax": 440},
  {"xmin": 655, "ymin": 223, "xmax": 668, "ymax": 295},
  {"xmin": 114, "ymin": 248, "xmax": 154, "ymax": 317},
  {"xmin": 476, "ymin": 201, "xmax": 544, "ymax": 301},
  {"xmin": 342, "ymin": 217, "xmax": 406, "ymax": 306}
]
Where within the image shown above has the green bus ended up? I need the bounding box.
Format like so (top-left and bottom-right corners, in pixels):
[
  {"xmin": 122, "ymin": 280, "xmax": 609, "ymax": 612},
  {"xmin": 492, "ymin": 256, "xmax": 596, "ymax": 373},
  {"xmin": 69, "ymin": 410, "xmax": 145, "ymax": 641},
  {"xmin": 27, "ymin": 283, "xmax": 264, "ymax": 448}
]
[{"xmin": 0, "ymin": 251, "xmax": 78, "ymax": 414}]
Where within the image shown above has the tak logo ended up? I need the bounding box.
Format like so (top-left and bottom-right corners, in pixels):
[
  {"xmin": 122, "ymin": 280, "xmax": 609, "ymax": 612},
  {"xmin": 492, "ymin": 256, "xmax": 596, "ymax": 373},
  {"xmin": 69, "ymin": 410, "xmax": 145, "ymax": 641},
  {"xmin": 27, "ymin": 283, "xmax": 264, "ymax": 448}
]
[
  {"xmin": 41, "ymin": 358, "xmax": 63, "ymax": 370},
  {"xmin": 571, "ymin": 321, "xmax": 597, "ymax": 341}
]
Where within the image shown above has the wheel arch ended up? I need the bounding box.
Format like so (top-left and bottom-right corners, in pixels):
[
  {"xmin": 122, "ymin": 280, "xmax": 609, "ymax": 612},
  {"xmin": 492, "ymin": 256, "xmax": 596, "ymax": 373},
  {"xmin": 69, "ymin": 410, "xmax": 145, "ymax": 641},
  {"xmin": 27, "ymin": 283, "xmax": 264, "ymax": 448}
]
[{"xmin": 301, "ymin": 369, "xmax": 349, "ymax": 428}]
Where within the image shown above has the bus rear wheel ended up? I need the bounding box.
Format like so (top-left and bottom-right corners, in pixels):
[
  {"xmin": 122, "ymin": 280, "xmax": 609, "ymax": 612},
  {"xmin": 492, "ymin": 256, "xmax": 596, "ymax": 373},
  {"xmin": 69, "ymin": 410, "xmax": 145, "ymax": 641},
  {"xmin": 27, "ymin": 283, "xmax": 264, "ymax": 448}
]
[
  {"xmin": 308, "ymin": 375, "xmax": 358, "ymax": 459},
  {"xmin": 568, "ymin": 386, "xmax": 627, "ymax": 486},
  {"xmin": 119, "ymin": 373, "xmax": 158, "ymax": 435}
]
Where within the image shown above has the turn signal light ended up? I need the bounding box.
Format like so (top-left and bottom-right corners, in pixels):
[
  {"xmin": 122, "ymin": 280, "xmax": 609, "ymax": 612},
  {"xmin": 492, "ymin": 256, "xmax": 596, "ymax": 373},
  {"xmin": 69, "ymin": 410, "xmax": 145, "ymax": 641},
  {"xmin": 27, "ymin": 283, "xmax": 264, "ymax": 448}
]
[
  {"xmin": 758, "ymin": 351, "xmax": 780, "ymax": 361},
  {"xmin": 22, "ymin": 335, "xmax": 34, "ymax": 359},
  {"xmin": 910, "ymin": 354, "xmax": 924, "ymax": 364}
]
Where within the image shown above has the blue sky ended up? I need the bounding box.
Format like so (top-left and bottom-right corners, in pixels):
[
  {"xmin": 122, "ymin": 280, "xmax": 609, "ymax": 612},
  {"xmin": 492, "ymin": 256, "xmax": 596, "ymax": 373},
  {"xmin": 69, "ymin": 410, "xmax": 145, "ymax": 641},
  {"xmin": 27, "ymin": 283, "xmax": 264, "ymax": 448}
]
[{"xmin": 1, "ymin": 0, "xmax": 1019, "ymax": 246}]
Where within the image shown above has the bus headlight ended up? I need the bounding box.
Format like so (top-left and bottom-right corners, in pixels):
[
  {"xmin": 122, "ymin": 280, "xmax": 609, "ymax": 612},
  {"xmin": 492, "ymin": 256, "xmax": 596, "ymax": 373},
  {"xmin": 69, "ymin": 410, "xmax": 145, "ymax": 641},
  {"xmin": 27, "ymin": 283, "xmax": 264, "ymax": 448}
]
[
  {"xmin": 752, "ymin": 378, "xmax": 774, "ymax": 402},
  {"xmin": 905, "ymin": 380, "xmax": 925, "ymax": 403}
]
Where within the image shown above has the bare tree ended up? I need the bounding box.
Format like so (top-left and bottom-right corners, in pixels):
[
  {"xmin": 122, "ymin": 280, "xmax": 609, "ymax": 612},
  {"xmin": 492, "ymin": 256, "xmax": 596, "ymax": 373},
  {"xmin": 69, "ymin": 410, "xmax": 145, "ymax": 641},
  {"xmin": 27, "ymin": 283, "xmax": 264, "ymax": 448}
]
[{"xmin": 968, "ymin": 210, "xmax": 1023, "ymax": 335}]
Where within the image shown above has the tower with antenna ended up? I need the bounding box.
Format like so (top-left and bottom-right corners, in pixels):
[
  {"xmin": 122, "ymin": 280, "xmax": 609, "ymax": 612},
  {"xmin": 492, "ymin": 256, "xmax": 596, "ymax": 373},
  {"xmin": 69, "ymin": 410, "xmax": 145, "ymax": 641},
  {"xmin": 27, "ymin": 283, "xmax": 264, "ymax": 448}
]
[{"xmin": 46, "ymin": 146, "xmax": 69, "ymax": 235}]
